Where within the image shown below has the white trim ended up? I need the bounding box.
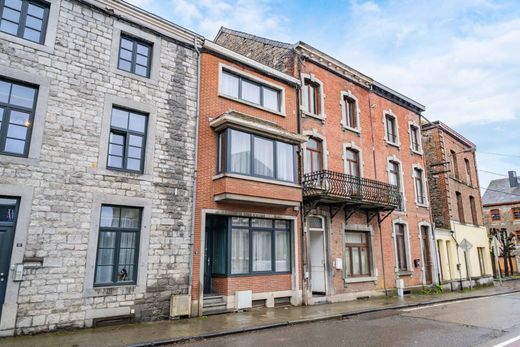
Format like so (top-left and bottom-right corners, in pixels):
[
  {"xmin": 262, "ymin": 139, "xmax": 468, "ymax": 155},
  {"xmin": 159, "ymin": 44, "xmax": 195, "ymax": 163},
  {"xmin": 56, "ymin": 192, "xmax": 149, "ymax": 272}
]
[
  {"xmin": 383, "ymin": 109, "xmax": 400, "ymax": 148},
  {"xmin": 217, "ymin": 63, "xmax": 287, "ymax": 116},
  {"xmin": 387, "ymin": 155, "xmax": 406, "ymax": 212},
  {"xmin": 300, "ymin": 73, "xmax": 326, "ymax": 121},
  {"xmin": 307, "ymin": 214, "xmax": 329, "ymax": 296},
  {"xmin": 343, "ymin": 223, "xmax": 377, "ymax": 284},
  {"xmin": 342, "ymin": 142, "xmax": 364, "ymax": 177},
  {"xmin": 412, "ymin": 163, "xmax": 429, "ymax": 208},
  {"xmin": 339, "ymin": 90, "xmax": 361, "ymax": 134},
  {"xmin": 392, "ymin": 218, "xmax": 413, "ymax": 274},
  {"xmin": 408, "ymin": 120, "xmax": 423, "ymax": 155},
  {"xmin": 302, "ymin": 129, "xmax": 328, "ymax": 172}
]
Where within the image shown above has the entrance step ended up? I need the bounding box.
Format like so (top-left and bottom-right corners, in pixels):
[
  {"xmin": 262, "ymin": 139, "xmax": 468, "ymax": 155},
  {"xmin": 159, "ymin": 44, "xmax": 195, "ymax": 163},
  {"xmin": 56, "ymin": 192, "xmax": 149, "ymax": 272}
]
[{"xmin": 203, "ymin": 295, "xmax": 228, "ymax": 315}]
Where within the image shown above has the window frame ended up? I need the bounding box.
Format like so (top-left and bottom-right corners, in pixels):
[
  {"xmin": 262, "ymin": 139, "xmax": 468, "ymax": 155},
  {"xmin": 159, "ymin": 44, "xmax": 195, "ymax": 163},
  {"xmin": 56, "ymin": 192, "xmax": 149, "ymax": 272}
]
[
  {"xmin": 345, "ymin": 148, "xmax": 360, "ymax": 177},
  {"xmin": 456, "ymin": 191, "xmax": 465, "ymax": 224},
  {"xmin": 117, "ymin": 34, "xmax": 153, "ymax": 78},
  {"xmin": 469, "ymin": 196, "xmax": 478, "ymax": 225},
  {"xmin": 451, "ymin": 150, "xmax": 459, "ymax": 179},
  {"xmin": 512, "ymin": 207, "xmax": 520, "ymax": 220},
  {"xmin": 217, "ymin": 128, "xmax": 297, "ymax": 183},
  {"xmin": 93, "ymin": 205, "xmax": 142, "ymax": 287},
  {"xmin": 344, "ymin": 230, "xmax": 371, "ymax": 277},
  {"xmin": 305, "ymin": 137, "xmax": 323, "ymax": 174},
  {"xmin": 384, "ymin": 112, "xmax": 399, "ymax": 146},
  {"xmin": 340, "ymin": 91, "xmax": 360, "ymax": 132},
  {"xmin": 413, "ymin": 167, "xmax": 426, "ymax": 206},
  {"xmin": 0, "ymin": 0, "xmax": 50, "ymax": 44},
  {"xmin": 222, "ymin": 217, "xmax": 292, "ymax": 276},
  {"xmin": 490, "ymin": 209, "xmax": 501, "ymax": 221},
  {"xmin": 409, "ymin": 123, "xmax": 421, "ymax": 153},
  {"xmin": 0, "ymin": 77, "xmax": 38, "ymax": 157},
  {"xmin": 394, "ymin": 223, "xmax": 409, "ymax": 272},
  {"xmin": 464, "ymin": 158, "xmax": 472, "ymax": 186},
  {"xmin": 107, "ymin": 106, "xmax": 148, "ymax": 174}
]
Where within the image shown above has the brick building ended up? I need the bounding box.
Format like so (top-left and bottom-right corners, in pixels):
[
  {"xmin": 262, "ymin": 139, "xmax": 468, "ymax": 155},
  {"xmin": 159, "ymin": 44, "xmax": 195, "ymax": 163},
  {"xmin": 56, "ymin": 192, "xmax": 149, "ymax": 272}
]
[
  {"xmin": 0, "ymin": 0, "xmax": 200, "ymax": 335},
  {"xmin": 482, "ymin": 171, "xmax": 520, "ymax": 275},
  {"xmin": 215, "ymin": 28, "xmax": 436, "ymax": 303},
  {"xmin": 422, "ymin": 121, "xmax": 493, "ymax": 290},
  {"xmin": 190, "ymin": 40, "xmax": 305, "ymax": 315}
]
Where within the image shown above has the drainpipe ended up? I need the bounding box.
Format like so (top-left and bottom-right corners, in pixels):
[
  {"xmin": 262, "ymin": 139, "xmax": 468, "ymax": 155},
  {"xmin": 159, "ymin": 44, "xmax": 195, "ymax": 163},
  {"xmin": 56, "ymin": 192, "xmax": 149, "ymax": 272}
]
[
  {"xmin": 187, "ymin": 37, "xmax": 201, "ymax": 310},
  {"xmin": 377, "ymin": 215, "xmax": 388, "ymax": 296}
]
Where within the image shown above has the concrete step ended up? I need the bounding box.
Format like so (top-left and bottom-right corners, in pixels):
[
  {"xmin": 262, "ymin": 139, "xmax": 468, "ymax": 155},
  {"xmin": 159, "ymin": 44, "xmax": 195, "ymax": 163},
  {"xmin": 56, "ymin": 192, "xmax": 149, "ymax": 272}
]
[
  {"xmin": 203, "ymin": 295, "xmax": 225, "ymax": 306},
  {"xmin": 202, "ymin": 304, "xmax": 229, "ymax": 316}
]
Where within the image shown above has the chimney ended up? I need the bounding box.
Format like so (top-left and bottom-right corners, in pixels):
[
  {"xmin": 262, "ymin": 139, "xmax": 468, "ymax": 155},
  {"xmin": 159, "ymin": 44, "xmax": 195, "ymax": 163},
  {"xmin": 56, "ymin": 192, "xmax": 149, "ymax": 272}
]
[{"xmin": 508, "ymin": 171, "xmax": 518, "ymax": 188}]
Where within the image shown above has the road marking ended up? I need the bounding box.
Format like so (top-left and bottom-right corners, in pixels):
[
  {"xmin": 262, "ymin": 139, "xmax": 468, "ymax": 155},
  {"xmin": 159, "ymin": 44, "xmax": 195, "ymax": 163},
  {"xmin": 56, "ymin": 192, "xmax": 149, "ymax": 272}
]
[
  {"xmin": 491, "ymin": 335, "xmax": 520, "ymax": 347},
  {"xmin": 400, "ymin": 293, "xmax": 515, "ymax": 312}
]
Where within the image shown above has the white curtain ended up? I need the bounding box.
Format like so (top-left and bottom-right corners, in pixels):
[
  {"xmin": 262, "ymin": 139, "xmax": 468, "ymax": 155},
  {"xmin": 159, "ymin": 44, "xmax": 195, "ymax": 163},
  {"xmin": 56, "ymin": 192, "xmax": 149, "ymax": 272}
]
[
  {"xmin": 275, "ymin": 230, "xmax": 290, "ymax": 271},
  {"xmin": 231, "ymin": 228, "xmax": 249, "ymax": 274},
  {"xmin": 253, "ymin": 137, "xmax": 274, "ymax": 177},
  {"xmin": 253, "ymin": 231, "xmax": 272, "ymax": 271},
  {"xmin": 276, "ymin": 142, "xmax": 294, "ymax": 181},
  {"xmin": 230, "ymin": 130, "xmax": 251, "ymax": 174}
]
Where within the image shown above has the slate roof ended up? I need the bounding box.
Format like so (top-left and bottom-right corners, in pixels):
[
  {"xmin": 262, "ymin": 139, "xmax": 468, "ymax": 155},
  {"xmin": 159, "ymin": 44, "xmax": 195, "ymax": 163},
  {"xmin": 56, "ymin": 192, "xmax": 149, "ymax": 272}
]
[{"xmin": 482, "ymin": 178, "xmax": 520, "ymax": 206}]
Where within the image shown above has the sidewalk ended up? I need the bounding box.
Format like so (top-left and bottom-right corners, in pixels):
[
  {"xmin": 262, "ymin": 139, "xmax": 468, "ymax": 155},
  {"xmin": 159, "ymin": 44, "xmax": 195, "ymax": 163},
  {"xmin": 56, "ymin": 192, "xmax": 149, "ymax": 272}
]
[{"xmin": 2, "ymin": 280, "xmax": 520, "ymax": 347}]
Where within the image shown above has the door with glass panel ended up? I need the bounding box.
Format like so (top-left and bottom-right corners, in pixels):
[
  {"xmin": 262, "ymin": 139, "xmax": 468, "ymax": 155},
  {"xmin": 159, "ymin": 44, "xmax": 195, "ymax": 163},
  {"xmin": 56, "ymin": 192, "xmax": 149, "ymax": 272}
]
[
  {"xmin": 308, "ymin": 216, "xmax": 326, "ymax": 294},
  {"xmin": 0, "ymin": 197, "xmax": 19, "ymax": 318}
]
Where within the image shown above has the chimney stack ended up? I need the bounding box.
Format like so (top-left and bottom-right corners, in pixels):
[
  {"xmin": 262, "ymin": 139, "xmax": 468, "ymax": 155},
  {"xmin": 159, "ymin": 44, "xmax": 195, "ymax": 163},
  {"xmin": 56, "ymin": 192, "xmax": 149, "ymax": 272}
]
[{"xmin": 508, "ymin": 171, "xmax": 518, "ymax": 188}]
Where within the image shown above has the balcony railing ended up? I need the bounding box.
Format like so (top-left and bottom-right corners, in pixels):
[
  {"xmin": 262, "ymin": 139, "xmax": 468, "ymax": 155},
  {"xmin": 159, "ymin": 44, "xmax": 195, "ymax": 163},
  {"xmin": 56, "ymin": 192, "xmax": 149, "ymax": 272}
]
[{"xmin": 303, "ymin": 170, "xmax": 401, "ymax": 210}]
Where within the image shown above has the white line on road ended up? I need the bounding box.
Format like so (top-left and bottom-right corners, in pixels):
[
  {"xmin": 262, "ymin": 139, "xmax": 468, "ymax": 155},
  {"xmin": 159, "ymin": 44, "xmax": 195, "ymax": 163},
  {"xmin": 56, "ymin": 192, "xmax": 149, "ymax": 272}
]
[
  {"xmin": 491, "ymin": 335, "xmax": 520, "ymax": 347},
  {"xmin": 400, "ymin": 293, "xmax": 516, "ymax": 312}
]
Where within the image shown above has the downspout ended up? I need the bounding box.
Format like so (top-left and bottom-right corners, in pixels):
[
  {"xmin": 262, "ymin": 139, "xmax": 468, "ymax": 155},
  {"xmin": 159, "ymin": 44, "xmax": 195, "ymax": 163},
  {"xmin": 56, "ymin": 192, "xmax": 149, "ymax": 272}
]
[
  {"xmin": 378, "ymin": 215, "xmax": 388, "ymax": 296},
  {"xmin": 187, "ymin": 37, "xmax": 201, "ymax": 309}
]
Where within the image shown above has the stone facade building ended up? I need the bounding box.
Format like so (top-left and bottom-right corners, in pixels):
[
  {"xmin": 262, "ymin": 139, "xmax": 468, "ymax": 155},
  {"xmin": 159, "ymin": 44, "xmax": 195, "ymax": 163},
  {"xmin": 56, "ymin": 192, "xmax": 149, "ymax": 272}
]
[
  {"xmin": 482, "ymin": 171, "xmax": 520, "ymax": 275},
  {"xmin": 0, "ymin": 0, "xmax": 200, "ymax": 336},
  {"xmin": 422, "ymin": 121, "xmax": 493, "ymax": 290},
  {"xmin": 215, "ymin": 28, "xmax": 436, "ymax": 303}
]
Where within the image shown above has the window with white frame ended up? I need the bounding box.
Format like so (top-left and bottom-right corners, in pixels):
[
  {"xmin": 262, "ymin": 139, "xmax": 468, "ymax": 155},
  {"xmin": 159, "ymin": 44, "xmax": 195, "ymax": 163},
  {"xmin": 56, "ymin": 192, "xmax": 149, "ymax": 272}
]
[
  {"xmin": 389, "ymin": 160, "xmax": 404, "ymax": 211},
  {"xmin": 395, "ymin": 223, "xmax": 408, "ymax": 272},
  {"xmin": 413, "ymin": 167, "xmax": 426, "ymax": 205},
  {"xmin": 410, "ymin": 124, "xmax": 421, "ymax": 152},
  {"xmin": 345, "ymin": 148, "xmax": 360, "ymax": 177},
  {"xmin": 342, "ymin": 94, "xmax": 358, "ymax": 130},
  {"xmin": 302, "ymin": 78, "xmax": 321, "ymax": 116},
  {"xmin": 385, "ymin": 113, "xmax": 398, "ymax": 145}
]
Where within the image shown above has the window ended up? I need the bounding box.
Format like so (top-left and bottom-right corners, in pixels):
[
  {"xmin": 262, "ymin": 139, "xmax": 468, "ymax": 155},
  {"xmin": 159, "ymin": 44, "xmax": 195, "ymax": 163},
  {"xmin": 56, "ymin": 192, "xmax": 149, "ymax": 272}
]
[
  {"xmin": 305, "ymin": 138, "xmax": 322, "ymax": 174},
  {"xmin": 0, "ymin": 78, "xmax": 37, "ymax": 157},
  {"xmin": 343, "ymin": 95, "xmax": 358, "ymax": 130},
  {"xmin": 385, "ymin": 114, "xmax": 398, "ymax": 144},
  {"xmin": 230, "ymin": 217, "xmax": 291, "ymax": 275},
  {"xmin": 220, "ymin": 70, "xmax": 281, "ymax": 112},
  {"xmin": 395, "ymin": 224, "xmax": 408, "ymax": 272},
  {"xmin": 345, "ymin": 148, "xmax": 360, "ymax": 177},
  {"xmin": 512, "ymin": 207, "xmax": 520, "ymax": 220},
  {"xmin": 470, "ymin": 196, "xmax": 478, "ymax": 225},
  {"xmin": 302, "ymin": 78, "xmax": 321, "ymax": 116},
  {"xmin": 414, "ymin": 168, "xmax": 425, "ymax": 205},
  {"xmin": 345, "ymin": 231, "xmax": 370, "ymax": 277},
  {"xmin": 451, "ymin": 150, "xmax": 459, "ymax": 179},
  {"xmin": 0, "ymin": 0, "xmax": 49, "ymax": 44},
  {"xmin": 389, "ymin": 161, "xmax": 403, "ymax": 210},
  {"xmin": 94, "ymin": 205, "xmax": 141, "ymax": 286},
  {"xmin": 107, "ymin": 107, "xmax": 148, "ymax": 173},
  {"xmin": 118, "ymin": 34, "xmax": 153, "ymax": 77},
  {"xmin": 490, "ymin": 209, "xmax": 500, "ymax": 221},
  {"xmin": 464, "ymin": 158, "xmax": 472, "ymax": 185},
  {"xmin": 456, "ymin": 191, "xmax": 465, "ymax": 223},
  {"xmin": 218, "ymin": 128, "xmax": 296, "ymax": 182},
  {"xmin": 410, "ymin": 125, "xmax": 421, "ymax": 152},
  {"xmin": 477, "ymin": 247, "xmax": 486, "ymax": 276}
]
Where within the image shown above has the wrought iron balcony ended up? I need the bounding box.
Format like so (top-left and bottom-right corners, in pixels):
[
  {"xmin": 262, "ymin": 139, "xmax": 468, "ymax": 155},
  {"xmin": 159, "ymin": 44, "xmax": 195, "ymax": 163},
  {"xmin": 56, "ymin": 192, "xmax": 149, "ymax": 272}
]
[{"xmin": 303, "ymin": 170, "xmax": 401, "ymax": 210}]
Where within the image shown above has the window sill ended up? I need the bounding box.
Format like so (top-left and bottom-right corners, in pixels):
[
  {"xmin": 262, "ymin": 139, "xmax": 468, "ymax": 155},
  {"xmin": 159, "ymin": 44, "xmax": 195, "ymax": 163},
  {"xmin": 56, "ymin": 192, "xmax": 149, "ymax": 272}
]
[
  {"xmin": 0, "ymin": 154, "xmax": 39, "ymax": 166},
  {"xmin": 345, "ymin": 276, "xmax": 377, "ymax": 284},
  {"xmin": 0, "ymin": 31, "xmax": 55, "ymax": 54},
  {"xmin": 110, "ymin": 66, "xmax": 159, "ymax": 86},
  {"xmin": 218, "ymin": 93, "xmax": 286, "ymax": 117},
  {"xmin": 397, "ymin": 271, "xmax": 412, "ymax": 276},
  {"xmin": 385, "ymin": 140, "xmax": 400, "ymax": 149},
  {"xmin": 225, "ymin": 271, "xmax": 292, "ymax": 277},
  {"xmin": 416, "ymin": 203, "xmax": 429, "ymax": 209},
  {"xmin": 341, "ymin": 125, "xmax": 361, "ymax": 135},
  {"xmin": 213, "ymin": 172, "xmax": 301, "ymax": 188},
  {"xmin": 301, "ymin": 110, "xmax": 325, "ymax": 121},
  {"xmin": 411, "ymin": 149, "xmax": 423, "ymax": 156},
  {"xmin": 92, "ymin": 167, "xmax": 154, "ymax": 182}
]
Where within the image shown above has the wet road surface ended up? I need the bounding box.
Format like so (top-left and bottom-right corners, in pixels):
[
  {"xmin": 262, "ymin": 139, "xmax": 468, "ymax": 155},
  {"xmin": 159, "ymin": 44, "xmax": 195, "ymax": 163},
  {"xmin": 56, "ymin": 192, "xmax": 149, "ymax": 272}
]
[{"xmin": 177, "ymin": 292, "xmax": 520, "ymax": 347}]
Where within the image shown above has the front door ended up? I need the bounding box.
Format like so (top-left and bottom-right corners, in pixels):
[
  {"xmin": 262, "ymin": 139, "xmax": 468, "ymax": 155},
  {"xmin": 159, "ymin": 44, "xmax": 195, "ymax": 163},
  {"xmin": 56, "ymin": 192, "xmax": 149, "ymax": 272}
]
[
  {"xmin": 421, "ymin": 226, "xmax": 432, "ymax": 284},
  {"xmin": 203, "ymin": 227, "xmax": 212, "ymax": 294},
  {"xmin": 310, "ymin": 229, "xmax": 326, "ymax": 293},
  {"xmin": 0, "ymin": 198, "xmax": 19, "ymax": 318}
]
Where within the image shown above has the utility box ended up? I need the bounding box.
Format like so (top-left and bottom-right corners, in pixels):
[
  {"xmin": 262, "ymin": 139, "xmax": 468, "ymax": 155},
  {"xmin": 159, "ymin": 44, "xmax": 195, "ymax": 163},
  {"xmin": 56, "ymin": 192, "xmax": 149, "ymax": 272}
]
[
  {"xmin": 396, "ymin": 279, "xmax": 404, "ymax": 297},
  {"xmin": 235, "ymin": 290, "xmax": 252, "ymax": 310},
  {"xmin": 170, "ymin": 294, "xmax": 191, "ymax": 318}
]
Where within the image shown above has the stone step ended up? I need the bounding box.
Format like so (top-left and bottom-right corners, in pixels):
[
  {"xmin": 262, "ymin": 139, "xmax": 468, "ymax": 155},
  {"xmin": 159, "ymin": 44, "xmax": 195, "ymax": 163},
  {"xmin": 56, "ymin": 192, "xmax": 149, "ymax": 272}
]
[
  {"xmin": 202, "ymin": 304, "xmax": 230, "ymax": 316},
  {"xmin": 203, "ymin": 295, "xmax": 225, "ymax": 306}
]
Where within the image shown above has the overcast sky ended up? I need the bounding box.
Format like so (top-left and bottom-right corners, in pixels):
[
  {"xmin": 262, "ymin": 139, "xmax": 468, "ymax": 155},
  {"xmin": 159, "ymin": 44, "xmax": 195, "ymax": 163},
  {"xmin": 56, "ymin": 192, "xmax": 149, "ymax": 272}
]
[{"xmin": 128, "ymin": 0, "xmax": 520, "ymax": 192}]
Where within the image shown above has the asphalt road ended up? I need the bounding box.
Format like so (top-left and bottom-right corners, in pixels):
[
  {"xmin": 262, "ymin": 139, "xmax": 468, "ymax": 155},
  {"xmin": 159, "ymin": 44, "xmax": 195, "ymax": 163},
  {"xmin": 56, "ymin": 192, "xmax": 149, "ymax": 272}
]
[{"xmin": 177, "ymin": 292, "xmax": 520, "ymax": 347}]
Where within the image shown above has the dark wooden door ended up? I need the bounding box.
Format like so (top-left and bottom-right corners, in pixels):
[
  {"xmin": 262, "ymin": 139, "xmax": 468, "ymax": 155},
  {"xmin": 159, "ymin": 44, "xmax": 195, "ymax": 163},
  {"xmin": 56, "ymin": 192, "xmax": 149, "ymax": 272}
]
[{"xmin": 421, "ymin": 227, "xmax": 432, "ymax": 284}]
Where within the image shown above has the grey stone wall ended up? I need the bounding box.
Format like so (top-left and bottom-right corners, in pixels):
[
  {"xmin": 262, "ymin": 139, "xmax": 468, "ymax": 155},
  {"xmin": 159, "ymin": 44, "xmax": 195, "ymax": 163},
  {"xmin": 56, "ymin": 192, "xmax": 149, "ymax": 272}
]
[{"xmin": 0, "ymin": 0, "xmax": 197, "ymax": 334}]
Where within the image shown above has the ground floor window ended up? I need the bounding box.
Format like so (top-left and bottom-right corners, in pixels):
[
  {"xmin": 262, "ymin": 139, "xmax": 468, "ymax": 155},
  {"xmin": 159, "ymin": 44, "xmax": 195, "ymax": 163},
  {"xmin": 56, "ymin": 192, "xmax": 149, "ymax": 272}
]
[
  {"xmin": 94, "ymin": 205, "xmax": 142, "ymax": 286},
  {"xmin": 211, "ymin": 216, "xmax": 291, "ymax": 276},
  {"xmin": 345, "ymin": 231, "xmax": 370, "ymax": 277},
  {"xmin": 395, "ymin": 223, "xmax": 409, "ymax": 271}
]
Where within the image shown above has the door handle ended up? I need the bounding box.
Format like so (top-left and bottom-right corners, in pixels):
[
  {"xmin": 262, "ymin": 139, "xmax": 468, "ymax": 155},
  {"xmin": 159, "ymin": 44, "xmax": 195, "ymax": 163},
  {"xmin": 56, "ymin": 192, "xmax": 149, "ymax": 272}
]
[{"xmin": 0, "ymin": 272, "xmax": 4, "ymax": 282}]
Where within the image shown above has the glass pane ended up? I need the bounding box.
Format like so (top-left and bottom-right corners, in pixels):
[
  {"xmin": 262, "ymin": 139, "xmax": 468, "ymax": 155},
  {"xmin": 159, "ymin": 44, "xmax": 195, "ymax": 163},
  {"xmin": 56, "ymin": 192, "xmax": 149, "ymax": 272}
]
[
  {"xmin": 231, "ymin": 228, "xmax": 249, "ymax": 274},
  {"xmin": 4, "ymin": 138, "xmax": 25, "ymax": 154},
  {"xmin": 231, "ymin": 217, "xmax": 249, "ymax": 227},
  {"xmin": 241, "ymin": 79, "xmax": 261, "ymax": 104},
  {"xmin": 118, "ymin": 59, "xmax": 132, "ymax": 72},
  {"xmin": 27, "ymin": 4, "xmax": 44, "ymax": 18},
  {"xmin": 119, "ymin": 48, "xmax": 132, "ymax": 61},
  {"xmin": 212, "ymin": 226, "xmax": 227, "ymax": 275},
  {"xmin": 136, "ymin": 43, "xmax": 149, "ymax": 56},
  {"xmin": 121, "ymin": 37, "xmax": 133, "ymax": 50},
  {"xmin": 108, "ymin": 143, "xmax": 123, "ymax": 156},
  {"xmin": 221, "ymin": 71, "xmax": 239, "ymax": 98},
  {"xmin": 10, "ymin": 84, "xmax": 36, "ymax": 108},
  {"xmin": 95, "ymin": 265, "xmax": 113, "ymax": 283},
  {"xmin": 98, "ymin": 231, "xmax": 116, "ymax": 248},
  {"xmin": 352, "ymin": 248, "xmax": 360, "ymax": 275},
  {"xmin": 110, "ymin": 132, "xmax": 124, "ymax": 145},
  {"xmin": 0, "ymin": 20, "xmax": 19, "ymax": 35},
  {"xmin": 97, "ymin": 248, "xmax": 114, "ymax": 265},
  {"xmin": 128, "ymin": 113, "xmax": 146, "ymax": 133},
  {"xmin": 118, "ymin": 248, "xmax": 135, "ymax": 265},
  {"xmin": 135, "ymin": 65, "xmax": 148, "ymax": 77},
  {"xmin": 308, "ymin": 217, "xmax": 323, "ymax": 229},
  {"xmin": 275, "ymin": 220, "xmax": 289, "ymax": 229},
  {"xmin": 276, "ymin": 142, "xmax": 294, "ymax": 181},
  {"xmin": 252, "ymin": 218, "xmax": 272, "ymax": 228},
  {"xmin": 252, "ymin": 231, "xmax": 272, "ymax": 272},
  {"xmin": 126, "ymin": 158, "xmax": 141, "ymax": 171},
  {"xmin": 128, "ymin": 146, "xmax": 141, "ymax": 159},
  {"xmin": 0, "ymin": 81, "xmax": 10, "ymax": 103},
  {"xmin": 253, "ymin": 137, "xmax": 273, "ymax": 177},
  {"xmin": 108, "ymin": 155, "xmax": 123, "ymax": 168},
  {"xmin": 128, "ymin": 135, "xmax": 142, "ymax": 147},
  {"xmin": 275, "ymin": 230, "xmax": 290, "ymax": 272},
  {"xmin": 117, "ymin": 265, "xmax": 133, "ymax": 282},
  {"xmin": 5, "ymin": 0, "xmax": 22, "ymax": 10},
  {"xmin": 0, "ymin": 198, "xmax": 17, "ymax": 223},
  {"xmin": 345, "ymin": 249, "xmax": 351, "ymax": 276},
  {"xmin": 120, "ymin": 232, "xmax": 136, "ymax": 248},
  {"xmin": 10, "ymin": 110, "xmax": 30, "ymax": 125},
  {"xmin": 361, "ymin": 248, "xmax": 369, "ymax": 274},
  {"xmin": 100, "ymin": 206, "xmax": 120, "ymax": 227},
  {"xmin": 136, "ymin": 54, "xmax": 148, "ymax": 66},
  {"xmin": 230, "ymin": 129, "xmax": 250, "ymax": 174},
  {"xmin": 111, "ymin": 108, "xmax": 128, "ymax": 129},
  {"xmin": 25, "ymin": 16, "xmax": 42, "ymax": 30},
  {"xmin": 121, "ymin": 208, "xmax": 140, "ymax": 229},
  {"xmin": 263, "ymin": 87, "xmax": 279, "ymax": 111},
  {"xmin": 7, "ymin": 124, "xmax": 27, "ymax": 140},
  {"xmin": 345, "ymin": 232, "xmax": 363, "ymax": 244},
  {"xmin": 2, "ymin": 7, "xmax": 21, "ymax": 22}
]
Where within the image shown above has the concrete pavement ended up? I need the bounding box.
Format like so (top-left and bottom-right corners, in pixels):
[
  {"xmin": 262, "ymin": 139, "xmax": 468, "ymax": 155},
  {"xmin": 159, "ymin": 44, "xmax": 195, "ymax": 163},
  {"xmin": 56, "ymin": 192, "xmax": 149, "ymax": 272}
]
[{"xmin": 1, "ymin": 281, "xmax": 520, "ymax": 347}]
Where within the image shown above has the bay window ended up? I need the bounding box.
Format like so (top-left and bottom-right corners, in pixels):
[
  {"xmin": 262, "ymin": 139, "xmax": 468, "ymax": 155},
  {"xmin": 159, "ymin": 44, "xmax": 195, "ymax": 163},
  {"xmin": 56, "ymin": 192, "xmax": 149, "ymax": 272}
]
[{"xmin": 218, "ymin": 128, "xmax": 297, "ymax": 183}]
